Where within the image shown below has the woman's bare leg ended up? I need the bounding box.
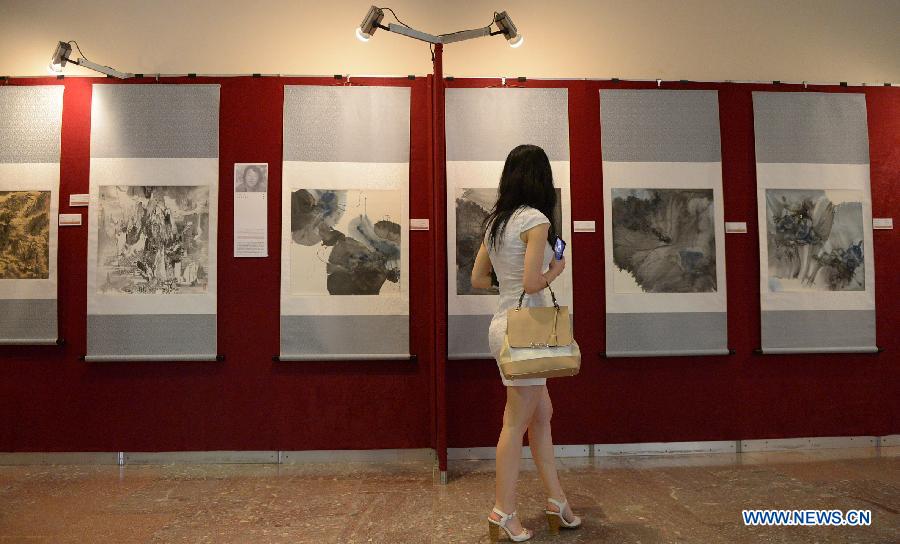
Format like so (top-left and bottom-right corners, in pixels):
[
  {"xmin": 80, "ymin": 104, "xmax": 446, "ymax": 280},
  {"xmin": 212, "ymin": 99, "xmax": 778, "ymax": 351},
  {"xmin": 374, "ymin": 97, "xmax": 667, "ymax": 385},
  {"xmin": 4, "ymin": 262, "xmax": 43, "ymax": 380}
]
[
  {"xmin": 527, "ymin": 386, "xmax": 575, "ymax": 521},
  {"xmin": 492, "ymin": 385, "xmax": 543, "ymax": 535}
]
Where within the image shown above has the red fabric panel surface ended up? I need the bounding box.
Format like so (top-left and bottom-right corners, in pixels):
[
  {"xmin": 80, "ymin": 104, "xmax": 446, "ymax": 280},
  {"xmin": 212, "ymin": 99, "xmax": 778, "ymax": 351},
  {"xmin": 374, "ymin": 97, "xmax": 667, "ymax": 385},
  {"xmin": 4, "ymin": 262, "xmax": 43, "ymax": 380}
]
[
  {"xmin": 446, "ymin": 80, "xmax": 899, "ymax": 448},
  {"xmin": 0, "ymin": 76, "xmax": 436, "ymax": 452}
]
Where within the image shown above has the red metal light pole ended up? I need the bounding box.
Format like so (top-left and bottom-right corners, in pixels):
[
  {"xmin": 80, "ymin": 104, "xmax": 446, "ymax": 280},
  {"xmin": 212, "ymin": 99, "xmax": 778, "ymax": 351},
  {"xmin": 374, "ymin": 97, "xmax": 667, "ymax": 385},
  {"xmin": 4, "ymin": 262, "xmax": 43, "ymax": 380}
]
[{"xmin": 431, "ymin": 43, "xmax": 449, "ymax": 483}]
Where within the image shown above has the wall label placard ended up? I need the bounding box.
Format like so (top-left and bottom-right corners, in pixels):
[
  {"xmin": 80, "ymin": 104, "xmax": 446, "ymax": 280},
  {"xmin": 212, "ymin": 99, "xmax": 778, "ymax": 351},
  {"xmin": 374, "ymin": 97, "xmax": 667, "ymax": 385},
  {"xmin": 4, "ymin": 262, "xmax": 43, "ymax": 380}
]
[
  {"xmin": 410, "ymin": 218, "xmax": 430, "ymax": 230},
  {"xmin": 58, "ymin": 213, "xmax": 82, "ymax": 226},
  {"xmin": 573, "ymin": 220, "xmax": 596, "ymax": 233},
  {"xmin": 725, "ymin": 221, "xmax": 748, "ymax": 233},
  {"xmin": 873, "ymin": 218, "xmax": 892, "ymax": 229},
  {"xmin": 69, "ymin": 194, "xmax": 90, "ymax": 207}
]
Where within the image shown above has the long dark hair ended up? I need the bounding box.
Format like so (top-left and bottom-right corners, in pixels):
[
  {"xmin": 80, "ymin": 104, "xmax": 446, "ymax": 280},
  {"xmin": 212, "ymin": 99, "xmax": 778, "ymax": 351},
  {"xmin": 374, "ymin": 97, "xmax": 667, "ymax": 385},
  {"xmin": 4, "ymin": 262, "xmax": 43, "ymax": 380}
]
[{"xmin": 483, "ymin": 144, "xmax": 557, "ymax": 248}]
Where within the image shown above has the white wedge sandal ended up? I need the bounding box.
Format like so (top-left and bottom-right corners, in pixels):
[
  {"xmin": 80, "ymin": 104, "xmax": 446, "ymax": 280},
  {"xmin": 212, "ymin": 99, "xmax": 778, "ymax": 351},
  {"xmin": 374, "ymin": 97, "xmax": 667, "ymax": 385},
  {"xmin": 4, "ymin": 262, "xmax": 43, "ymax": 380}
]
[
  {"xmin": 545, "ymin": 497, "xmax": 582, "ymax": 535},
  {"xmin": 488, "ymin": 507, "xmax": 533, "ymax": 542}
]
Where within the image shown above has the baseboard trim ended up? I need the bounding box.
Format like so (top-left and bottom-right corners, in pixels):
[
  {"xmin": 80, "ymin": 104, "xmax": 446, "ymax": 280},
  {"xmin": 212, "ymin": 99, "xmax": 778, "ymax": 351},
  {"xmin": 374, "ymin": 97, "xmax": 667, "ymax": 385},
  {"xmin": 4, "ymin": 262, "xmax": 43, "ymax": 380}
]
[
  {"xmin": 448, "ymin": 445, "xmax": 590, "ymax": 460},
  {"xmin": 0, "ymin": 452, "xmax": 119, "ymax": 465},
  {"xmin": 593, "ymin": 441, "xmax": 737, "ymax": 457},
  {"xmin": 281, "ymin": 449, "xmax": 435, "ymax": 464},
  {"xmin": 125, "ymin": 451, "xmax": 279, "ymax": 465},
  {"xmin": 0, "ymin": 435, "xmax": 894, "ymax": 465},
  {"xmin": 740, "ymin": 436, "xmax": 877, "ymax": 452}
]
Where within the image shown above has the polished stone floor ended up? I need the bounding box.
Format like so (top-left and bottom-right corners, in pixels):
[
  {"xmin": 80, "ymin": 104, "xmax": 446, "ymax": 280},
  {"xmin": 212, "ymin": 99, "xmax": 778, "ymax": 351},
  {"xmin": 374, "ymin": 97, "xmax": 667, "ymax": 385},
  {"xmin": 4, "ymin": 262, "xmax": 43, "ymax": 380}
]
[{"xmin": 0, "ymin": 448, "xmax": 897, "ymax": 543}]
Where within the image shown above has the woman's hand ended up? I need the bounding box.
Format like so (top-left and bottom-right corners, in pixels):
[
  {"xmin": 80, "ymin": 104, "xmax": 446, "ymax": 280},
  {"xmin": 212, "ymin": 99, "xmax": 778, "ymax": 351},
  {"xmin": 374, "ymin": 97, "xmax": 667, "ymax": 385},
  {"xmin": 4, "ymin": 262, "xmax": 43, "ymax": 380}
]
[{"xmin": 547, "ymin": 256, "xmax": 566, "ymax": 283}]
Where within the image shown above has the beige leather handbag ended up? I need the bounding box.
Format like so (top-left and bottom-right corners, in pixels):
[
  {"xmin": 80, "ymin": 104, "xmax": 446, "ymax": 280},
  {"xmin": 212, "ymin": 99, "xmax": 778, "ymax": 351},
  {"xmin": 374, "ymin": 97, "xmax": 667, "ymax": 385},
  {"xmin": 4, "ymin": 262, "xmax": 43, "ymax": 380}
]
[{"xmin": 498, "ymin": 285, "xmax": 581, "ymax": 380}]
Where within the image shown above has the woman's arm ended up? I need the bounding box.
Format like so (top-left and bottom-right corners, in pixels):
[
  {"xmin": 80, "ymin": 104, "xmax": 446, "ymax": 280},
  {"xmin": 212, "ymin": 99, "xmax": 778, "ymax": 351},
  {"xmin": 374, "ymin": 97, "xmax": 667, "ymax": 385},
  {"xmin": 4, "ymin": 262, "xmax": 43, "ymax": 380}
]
[
  {"xmin": 471, "ymin": 243, "xmax": 494, "ymax": 290},
  {"xmin": 522, "ymin": 224, "xmax": 565, "ymax": 294}
]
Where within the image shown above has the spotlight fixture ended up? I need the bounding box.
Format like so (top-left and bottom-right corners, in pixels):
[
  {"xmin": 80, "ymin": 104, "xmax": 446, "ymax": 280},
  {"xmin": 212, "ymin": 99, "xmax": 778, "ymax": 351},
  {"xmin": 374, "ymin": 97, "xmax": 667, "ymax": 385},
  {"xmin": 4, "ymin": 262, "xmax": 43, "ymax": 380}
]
[
  {"xmin": 48, "ymin": 40, "xmax": 132, "ymax": 79},
  {"xmin": 355, "ymin": 6, "xmax": 524, "ymax": 48},
  {"xmin": 356, "ymin": 5, "xmax": 386, "ymax": 42},
  {"xmin": 493, "ymin": 11, "xmax": 523, "ymax": 48}
]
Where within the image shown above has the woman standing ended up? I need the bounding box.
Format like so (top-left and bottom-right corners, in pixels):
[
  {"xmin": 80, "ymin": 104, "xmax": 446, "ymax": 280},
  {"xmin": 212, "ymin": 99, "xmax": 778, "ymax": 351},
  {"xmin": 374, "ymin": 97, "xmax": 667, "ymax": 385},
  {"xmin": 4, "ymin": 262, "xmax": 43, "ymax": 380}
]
[{"xmin": 471, "ymin": 145, "xmax": 582, "ymax": 541}]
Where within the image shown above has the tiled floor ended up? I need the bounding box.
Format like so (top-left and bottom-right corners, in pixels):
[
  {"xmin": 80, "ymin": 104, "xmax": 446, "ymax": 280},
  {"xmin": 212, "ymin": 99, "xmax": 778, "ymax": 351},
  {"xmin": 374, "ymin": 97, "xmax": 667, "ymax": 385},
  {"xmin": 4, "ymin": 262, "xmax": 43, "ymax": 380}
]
[{"xmin": 0, "ymin": 448, "xmax": 897, "ymax": 543}]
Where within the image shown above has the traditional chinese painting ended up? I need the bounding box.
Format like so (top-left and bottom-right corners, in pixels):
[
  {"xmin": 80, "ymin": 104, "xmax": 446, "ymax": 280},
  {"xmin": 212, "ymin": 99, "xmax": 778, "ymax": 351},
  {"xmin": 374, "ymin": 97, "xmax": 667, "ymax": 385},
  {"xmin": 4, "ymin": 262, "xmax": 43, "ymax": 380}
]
[
  {"xmin": 0, "ymin": 191, "xmax": 50, "ymax": 279},
  {"xmin": 96, "ymin": 185, "xmax": 210, "ymax": 295},
  {"xmin": 290, "ymin": 188, "xmax": 401, "ymax": 296},
  {"xmin": 611, "ymin": 188, "xmax": 717, "ymax": 294},
  {"xmin": 765, "ymin": 188, "xmax": 865, "ymax": 292}
]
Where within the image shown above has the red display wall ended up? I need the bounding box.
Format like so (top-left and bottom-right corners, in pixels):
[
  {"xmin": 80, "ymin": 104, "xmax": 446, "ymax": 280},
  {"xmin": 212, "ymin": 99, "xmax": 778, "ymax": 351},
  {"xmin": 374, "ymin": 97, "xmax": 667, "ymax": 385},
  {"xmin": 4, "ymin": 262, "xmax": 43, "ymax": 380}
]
[{"xmin": 0, "ymin": 76, "xmax": 896, "ymax": 455}]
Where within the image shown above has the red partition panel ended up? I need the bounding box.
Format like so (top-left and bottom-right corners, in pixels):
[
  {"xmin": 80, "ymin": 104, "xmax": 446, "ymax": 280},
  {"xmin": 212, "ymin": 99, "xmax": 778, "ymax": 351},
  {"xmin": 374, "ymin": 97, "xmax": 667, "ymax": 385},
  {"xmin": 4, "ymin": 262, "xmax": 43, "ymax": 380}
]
[
  {"xmin": 446, "ymin": 80, "xmax": 899, "ymax": 448},
  {"xmin": 0, "ymin": 76, "xmax": 436, "ymax": 452}
]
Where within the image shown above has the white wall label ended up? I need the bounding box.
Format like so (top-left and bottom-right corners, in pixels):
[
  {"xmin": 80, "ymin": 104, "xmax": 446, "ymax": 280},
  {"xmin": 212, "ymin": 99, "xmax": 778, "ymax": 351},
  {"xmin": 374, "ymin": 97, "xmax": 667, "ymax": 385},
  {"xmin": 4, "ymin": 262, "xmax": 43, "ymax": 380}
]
[
  {"xmin": 410, "ymin": 218, "xmax": 430, "ymax": 230},
  {"xmin": 69, "ymin": 194, "xmax": 90, "ymax": 207},
  {"xmin": 59, "ymin": 213, "xmax": 82, "ymax": 226},
  {"xmin": 873, "ymin": 218, "xmax": 893, "ymax": 230},
  {"xmin": 573, "ymin": 220, "xmax": 595, "ymax": 233},
  {"xmin": 725, "ymin": 221, "xmax": 748, "ymax": 233},
  {"xmin": 233, "ymin": 163, "xmax": 269, "ymax": 258}
]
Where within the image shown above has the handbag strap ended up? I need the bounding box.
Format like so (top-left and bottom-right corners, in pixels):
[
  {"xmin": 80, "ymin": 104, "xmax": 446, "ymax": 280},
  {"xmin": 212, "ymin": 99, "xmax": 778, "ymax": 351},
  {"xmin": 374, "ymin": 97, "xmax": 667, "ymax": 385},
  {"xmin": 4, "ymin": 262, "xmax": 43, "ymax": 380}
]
[{"xmin": 516, "ymin": 283, "xmax": 560, "ymax": 311}]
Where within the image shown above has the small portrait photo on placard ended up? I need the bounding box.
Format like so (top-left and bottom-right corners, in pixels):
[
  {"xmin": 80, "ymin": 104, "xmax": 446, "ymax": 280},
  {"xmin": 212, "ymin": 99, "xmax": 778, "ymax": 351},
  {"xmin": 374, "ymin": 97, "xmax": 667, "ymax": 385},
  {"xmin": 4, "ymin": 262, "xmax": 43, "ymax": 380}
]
[{"xmin": 234, "ymin": 163, "xmax": 268, "ymax": 193}]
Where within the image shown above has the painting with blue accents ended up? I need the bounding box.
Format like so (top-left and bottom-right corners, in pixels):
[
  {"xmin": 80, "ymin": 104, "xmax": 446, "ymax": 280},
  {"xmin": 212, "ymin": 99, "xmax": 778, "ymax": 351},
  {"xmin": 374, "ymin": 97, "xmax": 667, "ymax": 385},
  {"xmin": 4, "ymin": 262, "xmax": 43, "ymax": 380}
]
[
  {"xmin": 290, "ymin": 189, "xmax": 401, "ymax": 296},
  {"xmin": 765, "ymin": 188, "xmax": 865, "ymax": 292}
]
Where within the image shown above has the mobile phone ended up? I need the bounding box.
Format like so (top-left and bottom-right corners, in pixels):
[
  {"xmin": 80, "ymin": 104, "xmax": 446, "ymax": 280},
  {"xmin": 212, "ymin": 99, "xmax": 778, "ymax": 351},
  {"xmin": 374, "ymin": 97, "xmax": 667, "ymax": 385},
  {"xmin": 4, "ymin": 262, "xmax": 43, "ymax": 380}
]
[{"xmin": 554, "ymin": 236, "xmax": 566, "ymax": 260}]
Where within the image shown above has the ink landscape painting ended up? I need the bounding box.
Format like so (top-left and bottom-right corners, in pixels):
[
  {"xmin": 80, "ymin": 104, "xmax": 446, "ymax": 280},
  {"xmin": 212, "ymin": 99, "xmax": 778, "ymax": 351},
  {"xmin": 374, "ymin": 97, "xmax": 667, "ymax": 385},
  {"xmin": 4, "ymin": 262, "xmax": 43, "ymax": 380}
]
[
  {"xmin": 611, "ymin": 188, "xmax": 717, "ymax": 293},
  {"xmin": 97, "ymin": 185, "xmax": 210, "ymax": 295},
  {"xmin": 290, "ymin": 189, "xmax": 401, "ymax": 296},
  {"xmin": 455, "ymin": 188, "xmax": 562, "ymax": 295},
  {"xmin": 765, "ymin": 188, "xmax": 865, "ymax": 292},
  {"xmin": 0, "ymin": 191, "xmax": 50, "ymax": 279}
]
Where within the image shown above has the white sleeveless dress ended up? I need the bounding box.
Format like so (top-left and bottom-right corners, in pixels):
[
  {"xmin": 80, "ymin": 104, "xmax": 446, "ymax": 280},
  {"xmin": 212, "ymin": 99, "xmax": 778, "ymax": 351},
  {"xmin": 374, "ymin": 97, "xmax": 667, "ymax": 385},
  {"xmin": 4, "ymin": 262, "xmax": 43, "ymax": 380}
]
[{"xmin": 486, "ymin": 206, "xmax": 554, "ymax": 387}]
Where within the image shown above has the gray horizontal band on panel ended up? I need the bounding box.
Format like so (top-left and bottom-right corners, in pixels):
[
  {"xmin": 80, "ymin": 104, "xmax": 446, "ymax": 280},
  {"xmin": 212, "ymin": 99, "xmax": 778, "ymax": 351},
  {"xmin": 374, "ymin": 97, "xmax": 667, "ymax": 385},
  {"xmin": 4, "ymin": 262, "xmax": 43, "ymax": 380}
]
[
  {"xmin": 599, "ymin": 89, "xmax": 721, "ymax": 162},
  {"xmin": 448, "ymin": 313, "xmax": 493, "ymax": 360},
  {"xmin": 606, "ymin": 349, "xmax": 730, "ymax": 358},
  {"xmin": 0, "ymin": 339, "xmax": 58, "ymax": 345},
  {"xmin": 0, "ymin": 299, "xmax": 57, "ymax": 344},
  {"xmin": 761, "ymin": 310, "xmax": 875, "ymax": 352},
  {"xmin": 0, "ymin": 86, "xmax": 63, "ymax": 163},
  {"xmin": 606, "ymin": 312, "xmax": 727, "ymax": 356},
  {"xmin": 280, "ymin": 315, "xmax": 409, "ymax": 356},
  {"xmin": 448, "ymin": 353, "xmax": 494, "ymax": 360},
  {"xmin": 87, "ymin": 314, "xmax": 216, "ymax": 358},
  {"xmin": 84, "ymin": 354, "xmax": 219, "ymax": 362},
  {"xmin": 759, "ymin": 347, "xmax": 879, "ymax": 355},
  {"xmin": 283, "ymin": 86, "xmax": 411, "ymax": 163},
  {"xmin": 278, "ymin": 354, "xmax": 412, "ymax": 361},
  {"xmin": 445, "ymin": 88, "xmax": 570, "ymax": 161},
  {"xmin": 90, "ymin": 84, "xmax": 220, "ymax": 158},
  {"xmin": 752, "ymin": 92, "xmax": 869, "ymax": 164}
]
